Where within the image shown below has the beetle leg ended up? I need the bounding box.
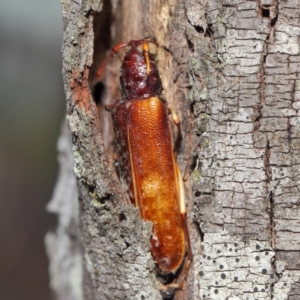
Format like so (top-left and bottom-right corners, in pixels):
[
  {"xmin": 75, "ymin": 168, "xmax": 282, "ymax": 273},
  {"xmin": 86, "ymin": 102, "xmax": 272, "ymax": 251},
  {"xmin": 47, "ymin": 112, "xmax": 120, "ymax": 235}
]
[
  {"xmin": 168, "ymin": 107, "xmax": 180, "ymax": 125},
  {"xmin": 168, "ymin": 107, "xmax": 182, "ymax": 153},
  {"xmin": 175, "ymin": 164, "xmax": 193, "ymax": 287}
]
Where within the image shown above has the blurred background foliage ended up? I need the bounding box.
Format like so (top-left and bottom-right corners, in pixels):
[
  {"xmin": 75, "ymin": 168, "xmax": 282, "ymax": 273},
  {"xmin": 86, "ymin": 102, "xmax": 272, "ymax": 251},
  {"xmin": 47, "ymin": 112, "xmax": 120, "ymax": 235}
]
[{"xmin": 0, "ymin": 0, "xmax": 64, "ymax": 299}]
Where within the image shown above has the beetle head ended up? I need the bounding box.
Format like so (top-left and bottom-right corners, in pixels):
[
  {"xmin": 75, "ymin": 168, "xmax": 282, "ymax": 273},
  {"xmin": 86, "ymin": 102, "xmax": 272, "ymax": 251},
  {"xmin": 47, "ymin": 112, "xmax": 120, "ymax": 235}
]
[{"xmin": 120, "ymin": 40, "xmax": 162, "ymax": 100}]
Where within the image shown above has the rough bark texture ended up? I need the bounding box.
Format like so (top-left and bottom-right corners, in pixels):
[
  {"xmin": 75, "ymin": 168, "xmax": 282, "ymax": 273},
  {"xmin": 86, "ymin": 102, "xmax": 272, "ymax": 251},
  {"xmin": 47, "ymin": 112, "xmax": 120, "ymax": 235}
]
[
  {"xmin": 46, "ymin": 0, "xmax": 300, "ymax": 299},
  {"xmin": 188, "ymin": 1, "xmax": 300, "ymax": 299}
]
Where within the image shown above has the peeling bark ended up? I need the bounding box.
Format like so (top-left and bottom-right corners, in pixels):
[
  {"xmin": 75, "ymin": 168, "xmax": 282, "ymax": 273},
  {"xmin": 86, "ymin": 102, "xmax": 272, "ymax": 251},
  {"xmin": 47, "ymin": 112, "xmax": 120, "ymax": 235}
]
[{"xmin": 46, "ymin": 0, "xmax": 300, "ymax": 299}]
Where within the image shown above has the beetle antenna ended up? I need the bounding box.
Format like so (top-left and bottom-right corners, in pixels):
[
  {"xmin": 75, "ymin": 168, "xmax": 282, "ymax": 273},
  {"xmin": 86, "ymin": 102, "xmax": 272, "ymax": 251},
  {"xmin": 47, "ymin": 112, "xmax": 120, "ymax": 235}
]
[
  {"xmin": 142, "ymin": 41, "xmax": 151, "ymax": 75},
  {"xmin": 96, "ymin": 42, "xmax": 128, "ymax": 77}
]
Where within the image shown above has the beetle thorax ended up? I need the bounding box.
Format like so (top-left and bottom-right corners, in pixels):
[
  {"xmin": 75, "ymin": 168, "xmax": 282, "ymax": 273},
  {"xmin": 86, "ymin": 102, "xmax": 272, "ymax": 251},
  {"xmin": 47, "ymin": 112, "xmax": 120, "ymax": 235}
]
[{"xmin": 120, "ymin": 47, "xmax": 162, "ymax": 100}]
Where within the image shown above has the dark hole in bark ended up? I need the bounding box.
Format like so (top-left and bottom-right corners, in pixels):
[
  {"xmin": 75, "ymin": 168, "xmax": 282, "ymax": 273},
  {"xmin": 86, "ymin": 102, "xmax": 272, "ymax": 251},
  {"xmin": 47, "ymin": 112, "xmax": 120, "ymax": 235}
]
[
  {"xmin": 190, "ymin": 155, "xmax": 199, "ymax": 171},
  {"xmin": 263, "ymin": 54, "xmax": 267, "ymax": 64},
  {"xmin": 100, "ymin": 193, "xmax": 112, "ymax": 204},
  {"xmin": 93, "ymin": 81, "xmax": 105, "ymax": 104},
  {"xmin": 187, "ymin": 39, "xmax": 194, "ymax": 52},
  {"xmin": 262, "ymin": 8, "xmax": 270, "ymax": 18},
  {"xmin": 194, "ymin": 25, "xmax": 204, "ymax": 34},
  {"xmin": 271, "ymin": 14, "xmax": 278, "ymax": 27},
  {"xmin": 194, "ymin": 220, "xmax": 204, "ymax": 242},
  {"xmin": 118, "ymin": 212, "xmax": 127, "ymax": 222},
  {"xmin": 205, "ymin": 24, "xmax": 214, "ymax": 37},
  {"xmin": 173, "ymin": 122, "xmax": 183, "ymax": 155}
]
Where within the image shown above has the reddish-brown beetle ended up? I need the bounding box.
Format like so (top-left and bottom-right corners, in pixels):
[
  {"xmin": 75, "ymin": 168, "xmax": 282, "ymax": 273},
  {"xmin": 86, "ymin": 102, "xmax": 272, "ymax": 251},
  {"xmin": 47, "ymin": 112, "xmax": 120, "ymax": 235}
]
[{"xmin": 97, "ymin": 38, "xmax": 192, "ymax": 285}]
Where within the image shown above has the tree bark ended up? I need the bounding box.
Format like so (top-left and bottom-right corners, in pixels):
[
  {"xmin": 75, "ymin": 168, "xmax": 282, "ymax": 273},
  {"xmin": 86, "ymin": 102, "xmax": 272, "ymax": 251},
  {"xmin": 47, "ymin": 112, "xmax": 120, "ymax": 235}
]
[{"xmin": 46, "ymin": 0, "xmax": 300, "ymax": 299}]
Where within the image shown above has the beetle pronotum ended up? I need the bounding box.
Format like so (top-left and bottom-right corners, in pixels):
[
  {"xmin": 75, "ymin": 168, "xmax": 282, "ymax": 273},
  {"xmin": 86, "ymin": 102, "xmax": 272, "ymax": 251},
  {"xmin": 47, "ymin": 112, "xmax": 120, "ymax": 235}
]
[{"xmin": 97, "ymin": 38, "xmax": 193, "ymax": 288}]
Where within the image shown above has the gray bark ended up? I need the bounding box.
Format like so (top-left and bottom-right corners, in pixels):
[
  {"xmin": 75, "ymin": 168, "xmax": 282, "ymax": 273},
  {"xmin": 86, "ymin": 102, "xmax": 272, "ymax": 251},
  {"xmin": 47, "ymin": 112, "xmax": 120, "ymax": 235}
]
[{"xmin": 46, "ymin": 0, "xmax": 300, "ymax": 299}]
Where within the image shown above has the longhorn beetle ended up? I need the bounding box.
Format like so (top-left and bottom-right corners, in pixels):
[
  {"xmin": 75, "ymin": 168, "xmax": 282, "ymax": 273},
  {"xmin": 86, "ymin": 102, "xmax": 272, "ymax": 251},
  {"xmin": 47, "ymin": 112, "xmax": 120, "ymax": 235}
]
[{"xmin": 97, "ymin": 38, "xmax": 193, "ymax": 288}]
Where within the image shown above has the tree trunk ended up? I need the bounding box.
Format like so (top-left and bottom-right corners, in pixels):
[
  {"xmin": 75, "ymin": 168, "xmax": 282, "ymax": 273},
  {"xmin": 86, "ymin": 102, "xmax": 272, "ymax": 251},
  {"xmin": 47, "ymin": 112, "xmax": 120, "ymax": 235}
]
[{"xmin": 46, "ymin": 0, "xmax": 300, "ymax": 299}]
